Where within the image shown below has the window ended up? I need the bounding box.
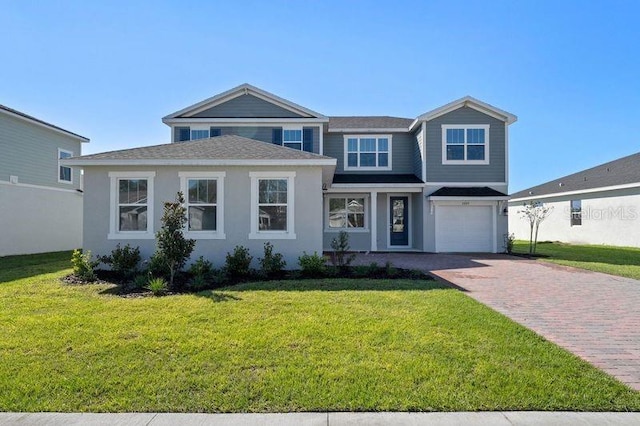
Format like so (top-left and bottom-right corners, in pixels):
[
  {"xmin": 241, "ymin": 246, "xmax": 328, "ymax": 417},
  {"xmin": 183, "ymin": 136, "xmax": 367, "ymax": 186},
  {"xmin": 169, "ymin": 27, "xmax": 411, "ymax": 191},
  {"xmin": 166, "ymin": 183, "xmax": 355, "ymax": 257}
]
[
  {"xmin": 344, "ymin": 135, "xmax": 392, "ymax": 170},
  {"xmin": 191, "ymin": 129, "xmax": 209, "ymax": 140},
  {"xmin": 108, "ymin": 172, "xmax": 155, "ymax": 239},
  {"xmin": 441, "ymin": 125, "xmax": 490, "ymax": 164},
  {"xmin": 210, "ymin": 127, "xmax": 222, "ymax": 137},
  {"xmin": 249, "ymin": 172, "xmax": 296, "ymax": 239},
  {"xmin": 328, "ymin": 197, "xmax": 366, "ymax": 229},
  {"xmin": 570, "ymin": 200, "xmax": 582, "ymax": 226},
  {"xmin": 179, "ymin": 172, "xmax": 226, "ymax": 239},
  {"xmin": 58, "ymin": 149, "xmax": 73, "ymax": 183},
  {"xmin": 283, "ymin": 129, "xmax": 302, "ymax": 150}
]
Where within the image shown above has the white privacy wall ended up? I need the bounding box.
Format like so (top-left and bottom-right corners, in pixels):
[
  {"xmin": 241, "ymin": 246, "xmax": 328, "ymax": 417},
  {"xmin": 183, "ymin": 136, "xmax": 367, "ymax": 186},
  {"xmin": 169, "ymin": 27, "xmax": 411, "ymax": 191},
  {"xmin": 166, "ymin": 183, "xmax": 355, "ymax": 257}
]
[
  {"xmin": 0, "ymin": 183, "xmax": 83, "ymax": 256},
  {"xmin": 508, "ymin": 189, "xmax": 640, "ymax": 247}
]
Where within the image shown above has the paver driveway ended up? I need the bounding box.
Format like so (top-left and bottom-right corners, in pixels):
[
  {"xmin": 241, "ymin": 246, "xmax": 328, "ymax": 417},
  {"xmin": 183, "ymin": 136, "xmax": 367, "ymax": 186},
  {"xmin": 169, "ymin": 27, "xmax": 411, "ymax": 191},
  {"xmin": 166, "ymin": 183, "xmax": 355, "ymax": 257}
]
[{"xmin": 352, "ymin": 252, "xmax": 640, "ymax": 391}]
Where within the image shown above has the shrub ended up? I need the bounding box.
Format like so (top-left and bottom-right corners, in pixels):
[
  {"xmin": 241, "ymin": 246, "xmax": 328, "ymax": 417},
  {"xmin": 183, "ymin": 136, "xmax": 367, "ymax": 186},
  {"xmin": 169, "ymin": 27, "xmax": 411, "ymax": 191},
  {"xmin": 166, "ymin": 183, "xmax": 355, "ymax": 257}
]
[
  {"xmin": 148, "ymin": 252, "xmax": 170, "ymax": 280},
  {"xmin": 259, "ymin": 242, "xmax": 286, "ymax": 278},
  {"xmin": 98, "ymin": 243, "xmax": 141, "ymax": 279},
  {"xmin": 225, "ymin": 245, "xmax": 253, "ymax": 279},
  {"xmin": 503, "ymin": 233, "xmax": 515, "ymax": 254},
  {"xmin": 385, "ymin": 261, "xmax": 398, "ymax": 277},
  {"xmin": 189, "ymin": 256, "xmax": 214, "ymax": 280},
  {"xmin": 189, "ymin": 274, "xmax": 210, "ymax": 291},
  {"xmin": 70, "ymin": 249, "xmax": 98, "ymax": 282},
  {"xmin": 154, "ymin": 192, "xmax": 196, "ymax": 288},
  {"xmin": 147, "ymin": 277, "xmax": 168, "ymax": 296},
  {"xmin": 330, "ymin": 231, "xmax": 355, "ymax": 269},
  {"xmin": 131, "ymin": 274, "xmax": 149, "ymax": 290},
  {"xmin": 366, "ymin": 262, "xmax": 381, "ymax": 276},
  {"xmin": 298, "ymin": 251, "xmax": 327, "ymax": 277}
]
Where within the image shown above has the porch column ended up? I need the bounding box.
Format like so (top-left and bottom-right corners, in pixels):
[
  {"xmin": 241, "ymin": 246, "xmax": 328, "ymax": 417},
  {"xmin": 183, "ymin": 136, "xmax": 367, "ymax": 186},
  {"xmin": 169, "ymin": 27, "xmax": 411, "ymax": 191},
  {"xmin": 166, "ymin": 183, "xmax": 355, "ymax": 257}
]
[{"xmin": 370, "ymin": 191, "xmax": 377, "ymax": 251}]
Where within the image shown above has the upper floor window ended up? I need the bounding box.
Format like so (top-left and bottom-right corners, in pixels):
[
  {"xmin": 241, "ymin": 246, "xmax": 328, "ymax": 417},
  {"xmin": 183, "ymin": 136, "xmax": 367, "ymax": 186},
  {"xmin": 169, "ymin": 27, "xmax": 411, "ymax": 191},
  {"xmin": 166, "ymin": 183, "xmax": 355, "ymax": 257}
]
[
  {"xmin": 272, "ymin": 127, "xmax": 314, "ymax": 152},
  {"xmin": 344, "ymin": 135, "xmax": 392, "ymax": 170},
  {"xmin": 442, "ymin": 125, "xmax": 490, "ymax": 165},
  {"xmin": 179, "ymin": 172, "xmax": 226, "ymax": 239},
  {"xmin": 283, "ymin": 129, "xmax": 302, "ymax": 150},
  {"xmin": 191, "ymin": 129, "xmax": 209, "ymax": 140},
  {"xmin": 58, "ymin": 149, "xmax": 73, "ymax": 184},
  {"xmin": 570, "ymin": 200, "xmax": 582, "ymax": 226},
  {"xmin": 176, "ymin": 127, "xmax": 222, "ymax": 142},
  {"xmin": 108, "ymin": 171, "xmax": 155, "ymax": 239}
]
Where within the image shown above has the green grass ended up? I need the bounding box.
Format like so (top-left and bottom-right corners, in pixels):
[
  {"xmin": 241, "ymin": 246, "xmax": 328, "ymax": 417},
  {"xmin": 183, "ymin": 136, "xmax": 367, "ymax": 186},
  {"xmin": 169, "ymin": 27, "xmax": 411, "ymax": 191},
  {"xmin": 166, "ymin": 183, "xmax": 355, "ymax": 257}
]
[
  {"xmin": 1, "ymin": 251, "xmax": 639, "ymax": 412},
  {"xmin": 514, "ymin": 241, "xmax": 640, "ymax": 280}
]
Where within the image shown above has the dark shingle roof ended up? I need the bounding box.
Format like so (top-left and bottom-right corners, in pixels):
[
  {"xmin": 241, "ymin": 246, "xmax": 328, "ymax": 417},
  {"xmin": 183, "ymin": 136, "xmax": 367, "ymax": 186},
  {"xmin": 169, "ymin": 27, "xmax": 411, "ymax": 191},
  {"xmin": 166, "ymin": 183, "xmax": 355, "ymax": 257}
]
[
  {"xmin": 328, "ymin": 116, "xmax": 413, "ymax": 130},
  {"xmin": 67, "ymin": 135, "xmax": 334, "ymax": 162},
  {"xmin": 0, "ymin": 104, "xmax": 89, "ymax": 141},
  {"xmin": 430, "ymin": 187, "xmax": 508, "ymax": 197},
  {"xmin": 333, "ymin": 174, "xmax": 423, "ymax": 184},
  {"xmin": 511, "ymin": 152, "xmax": 640, "ymax": 199}
]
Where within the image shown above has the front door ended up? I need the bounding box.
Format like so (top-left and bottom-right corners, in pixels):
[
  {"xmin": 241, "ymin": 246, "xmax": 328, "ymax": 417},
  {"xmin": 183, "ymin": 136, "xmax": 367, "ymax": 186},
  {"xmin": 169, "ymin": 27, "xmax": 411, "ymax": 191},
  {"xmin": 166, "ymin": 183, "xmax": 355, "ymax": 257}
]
[{"xmin": 389, "ymin": 196, "xmax": 409, "ymax": 246}]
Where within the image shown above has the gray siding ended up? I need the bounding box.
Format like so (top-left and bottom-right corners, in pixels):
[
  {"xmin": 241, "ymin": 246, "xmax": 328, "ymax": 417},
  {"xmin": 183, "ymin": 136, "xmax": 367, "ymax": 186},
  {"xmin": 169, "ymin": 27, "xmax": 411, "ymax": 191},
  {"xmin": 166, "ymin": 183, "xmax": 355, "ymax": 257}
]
[
  {"xmin": 219, "ymin": 126, "xmax": 275, "ymax": 143},
  {"xmin": 189, "ymin": 94, "xmax": 304, "ymax": 118},
  {"xmin": 425, "ymin": 106, "xmax": 506, "ymax": 183},
  {"xmin": 173, "ymin": 126, "xmax": 320, "ymax": 154},
  {"xmin": 82, "ymin": 165, "xmax": 324, "ymax": 269},
  {"xmin": 323, "ymin": 132, "xmax": 417, "ymax": 175},
  {"xmin": 0, "ymin": 112, "xmax": 82, "ymax": 188},
  {"xmin": 413, "ymin": 130, "xmax": 423, "ymax": 180}
]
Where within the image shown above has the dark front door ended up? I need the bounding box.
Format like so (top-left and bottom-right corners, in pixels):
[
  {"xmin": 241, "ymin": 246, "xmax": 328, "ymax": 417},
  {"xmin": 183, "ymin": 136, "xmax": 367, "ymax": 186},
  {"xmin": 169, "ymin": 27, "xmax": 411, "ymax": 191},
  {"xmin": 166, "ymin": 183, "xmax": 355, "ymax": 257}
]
[{"xmin": 389, "ymin": 196, "xmax": 409, "ymax": 246}]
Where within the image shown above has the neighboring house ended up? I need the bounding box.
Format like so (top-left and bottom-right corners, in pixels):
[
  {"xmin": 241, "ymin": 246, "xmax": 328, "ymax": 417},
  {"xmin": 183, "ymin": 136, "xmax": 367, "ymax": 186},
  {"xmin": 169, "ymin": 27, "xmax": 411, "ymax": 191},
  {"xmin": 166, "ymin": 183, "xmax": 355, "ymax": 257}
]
[
  {"xmin": 64, "ymin": 84, "xmax": 516, "ymax": 267},
  {"xmin": 509, "ymin": 152, "xmax": 640, "ymax": 247},
  {"xmin": 0, "ymin": 105, "xmax": 89, "ymax": 256}
]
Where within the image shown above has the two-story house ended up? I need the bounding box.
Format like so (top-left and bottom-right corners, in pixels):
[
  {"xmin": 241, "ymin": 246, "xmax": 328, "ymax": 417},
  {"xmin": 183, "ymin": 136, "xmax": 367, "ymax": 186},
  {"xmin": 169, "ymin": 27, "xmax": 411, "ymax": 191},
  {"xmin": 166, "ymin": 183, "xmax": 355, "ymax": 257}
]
[
  {"xmin": 0, "ymin": 105, "xmax": 89, "ymax": 256},
  {"xmin": 64, "ymin": 84, "xmax": 516, "ymax": 266}
]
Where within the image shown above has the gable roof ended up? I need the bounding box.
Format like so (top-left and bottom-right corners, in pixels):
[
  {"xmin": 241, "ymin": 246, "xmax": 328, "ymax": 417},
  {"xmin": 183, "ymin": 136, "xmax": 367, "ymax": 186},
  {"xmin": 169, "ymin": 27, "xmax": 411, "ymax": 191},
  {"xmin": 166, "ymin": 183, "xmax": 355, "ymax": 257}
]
[
  {"xmin": 62, "ymin": 135, "xmax": 336, "ymax": 166},
  {"xmin": 511, "ymin": 151, "xmax": 640, "ymax": 200},
  {"xmin": 410, "ymin": 96, "xmax": 517, "ymax": 130},
  {"xmin": 0, "ymin": 104, "xmax": 89, "ymax": 142},
  {"xmin": 162, "ymin": 83, "xmax": 328, "ymax": 122},
  {"xmin": 328, "ymin": 116, "xmax": 413, "ymax": 132}
]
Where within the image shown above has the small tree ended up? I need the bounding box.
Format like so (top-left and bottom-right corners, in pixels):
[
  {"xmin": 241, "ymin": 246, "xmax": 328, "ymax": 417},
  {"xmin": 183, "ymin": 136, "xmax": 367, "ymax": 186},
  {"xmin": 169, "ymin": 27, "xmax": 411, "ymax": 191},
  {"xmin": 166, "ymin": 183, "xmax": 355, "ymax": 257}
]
[
  {"xmin": 154, "ymin": 192, "xmax": 195, "ymax": 288},
  {"xmin": 330, "ymin": 230, "xmax": 355, "ymax": 269},
  {"xmin": 519, "ymin": 201, "xmax": 553, "ymax": 254}
]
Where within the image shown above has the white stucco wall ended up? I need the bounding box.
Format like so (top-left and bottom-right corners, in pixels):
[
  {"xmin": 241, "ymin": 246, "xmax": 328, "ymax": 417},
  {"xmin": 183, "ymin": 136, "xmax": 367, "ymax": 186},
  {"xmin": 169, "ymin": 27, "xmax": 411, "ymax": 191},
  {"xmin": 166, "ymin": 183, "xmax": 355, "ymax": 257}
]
[
  {"xmin": 0, "ymin": 182, "xmax": 83, "ymax": 256},
  {"xmin": 81, "ymin": 165, "xmax": 324, "ymax": 269},
  {"xmin": 508, "ymin": 188, "xmax": 640, "ymax": 247}
]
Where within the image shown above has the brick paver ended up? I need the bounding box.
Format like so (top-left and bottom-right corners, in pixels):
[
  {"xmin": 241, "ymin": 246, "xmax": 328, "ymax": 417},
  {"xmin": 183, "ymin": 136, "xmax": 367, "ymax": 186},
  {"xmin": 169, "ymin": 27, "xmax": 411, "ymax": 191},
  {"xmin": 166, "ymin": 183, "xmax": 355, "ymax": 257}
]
[{"xmin": 352, "ymin": 252, "xmax": 640, "ymax": 391}]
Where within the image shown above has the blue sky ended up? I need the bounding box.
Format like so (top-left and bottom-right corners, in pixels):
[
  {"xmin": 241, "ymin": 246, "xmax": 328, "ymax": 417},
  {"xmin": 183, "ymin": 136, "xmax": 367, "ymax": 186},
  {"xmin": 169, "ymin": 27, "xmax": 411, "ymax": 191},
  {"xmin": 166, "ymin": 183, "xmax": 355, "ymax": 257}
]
[{"xmin": 2, "ymin": 0, "xmax": 639, "ymax": 192}]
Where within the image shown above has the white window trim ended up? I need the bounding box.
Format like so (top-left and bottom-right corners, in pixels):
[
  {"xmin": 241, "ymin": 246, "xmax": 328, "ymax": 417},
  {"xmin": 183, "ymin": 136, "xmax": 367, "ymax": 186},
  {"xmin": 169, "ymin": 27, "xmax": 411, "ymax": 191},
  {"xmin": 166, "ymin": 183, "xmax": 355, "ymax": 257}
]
[
  {"xmin": 343, "ymin": 134, "xmax": 392, "ymax": 171},
  {"xmin": 249, "ymin": 171, "xmax": 296, "ymax": 240},
  {"xmin": 282, "ymin": 125, "xmax": 303, "ymax": 151},
  {"xmin": 179, "ymin": 172, "xmax": 226, "ymax": 239},
  {"xmin": 441, "ymin": 124, "xmax": 490, "ymax": 165},
  {"xmin": 324, "ymin": 194, "xmax": 369, "ymax": 232},
  {"xmin": 108, "ymin": 171, "xmax": 156, "ymax": 240},
  {"xmin": 58, "ymin": 148, "xmax": 73, "ymax": 184}
]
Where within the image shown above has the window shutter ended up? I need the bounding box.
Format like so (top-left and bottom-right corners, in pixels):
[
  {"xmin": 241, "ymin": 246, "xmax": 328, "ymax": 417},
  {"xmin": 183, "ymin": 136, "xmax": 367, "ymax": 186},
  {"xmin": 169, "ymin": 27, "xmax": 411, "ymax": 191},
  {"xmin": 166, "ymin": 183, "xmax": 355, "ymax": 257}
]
[
  {"xmin": 303, "ymin": 128, "xmax": 313, "ymax": 152},
  {"xmin": 210, "ymin": 127, "xmax": 222, "ymax": 137},
  {"xmin": 272, "ymin": 128, "xmax": 283, "ymax": 145},
  {"xmin": 177, "ymin": 127, "xmax": 190, "ymax": 142}
]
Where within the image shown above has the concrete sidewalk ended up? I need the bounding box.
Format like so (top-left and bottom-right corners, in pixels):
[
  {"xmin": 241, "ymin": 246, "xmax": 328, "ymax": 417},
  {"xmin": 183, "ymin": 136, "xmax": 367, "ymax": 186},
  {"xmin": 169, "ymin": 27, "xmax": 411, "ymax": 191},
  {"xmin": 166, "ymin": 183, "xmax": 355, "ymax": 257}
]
[{"xmin": 2, "ymin": 412, "xmax": 640, "ymax": 425}]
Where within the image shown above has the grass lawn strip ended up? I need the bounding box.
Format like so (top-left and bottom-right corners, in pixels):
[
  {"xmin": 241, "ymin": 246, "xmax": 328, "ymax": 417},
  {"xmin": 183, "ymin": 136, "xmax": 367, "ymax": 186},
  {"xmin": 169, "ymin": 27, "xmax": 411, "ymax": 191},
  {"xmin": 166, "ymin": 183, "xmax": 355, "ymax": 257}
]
[
  {"xmin": 0, "ymin": 251, "xmax": 638, "ymax": 412},
  {"xmin": 513, "ymin": 241, "xmax": 640, "ymax": 280}
]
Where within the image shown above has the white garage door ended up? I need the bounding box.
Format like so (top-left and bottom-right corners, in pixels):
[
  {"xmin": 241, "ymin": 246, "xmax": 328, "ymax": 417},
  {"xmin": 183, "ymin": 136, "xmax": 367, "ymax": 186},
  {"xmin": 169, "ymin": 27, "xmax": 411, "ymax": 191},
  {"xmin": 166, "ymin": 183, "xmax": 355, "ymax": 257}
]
[{"xmin": 436, "ymin": 205, "xmax": 494, "ymax": 252}]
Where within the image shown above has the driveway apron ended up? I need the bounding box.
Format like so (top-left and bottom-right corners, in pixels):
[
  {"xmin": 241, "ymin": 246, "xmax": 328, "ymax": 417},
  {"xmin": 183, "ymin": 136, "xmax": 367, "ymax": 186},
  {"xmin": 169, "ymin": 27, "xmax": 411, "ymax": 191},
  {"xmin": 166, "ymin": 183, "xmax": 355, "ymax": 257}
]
[{"xmin": 352, "ymin": 252, "xmax": 640, "ymax": 391}]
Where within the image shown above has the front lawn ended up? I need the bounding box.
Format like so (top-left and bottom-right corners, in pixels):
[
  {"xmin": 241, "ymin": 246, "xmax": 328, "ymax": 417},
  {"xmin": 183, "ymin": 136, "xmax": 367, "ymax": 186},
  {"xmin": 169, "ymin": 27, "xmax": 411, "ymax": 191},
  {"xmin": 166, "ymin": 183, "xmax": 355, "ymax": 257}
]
[
  {"xmin": 1, "ymin": 251, "xmax": 639, "ymax": 412},
  {"xmin": 513, "ymin": 241, "xmax": 640, "ymax": 280}
]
